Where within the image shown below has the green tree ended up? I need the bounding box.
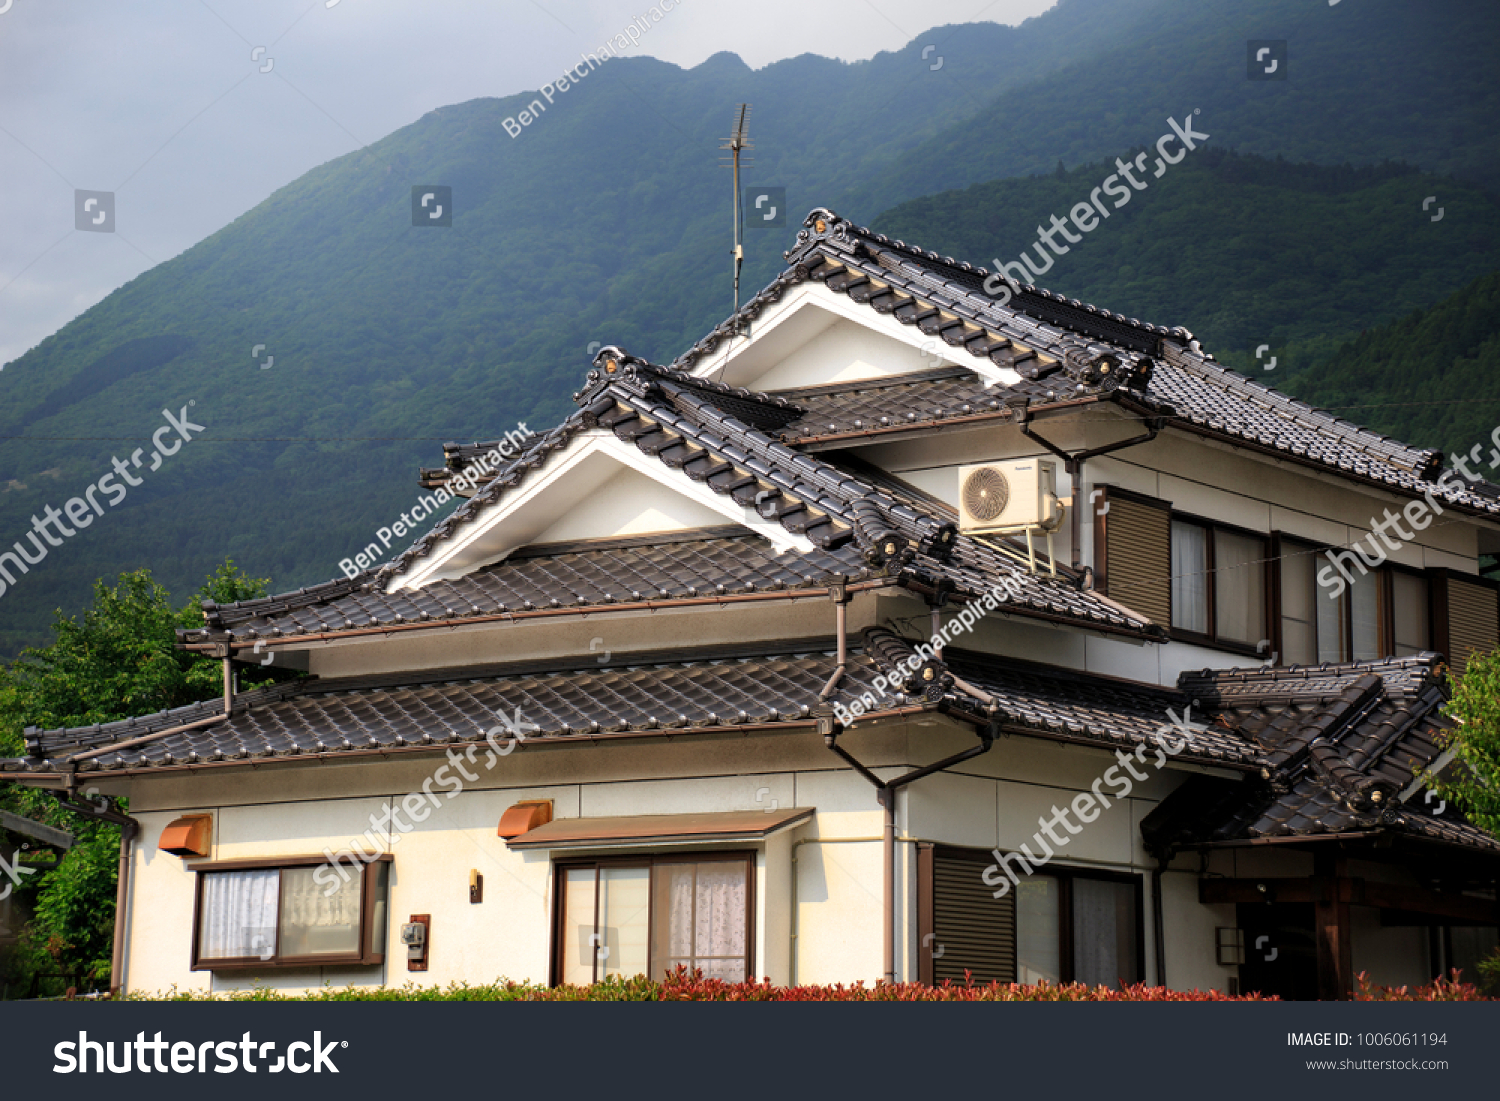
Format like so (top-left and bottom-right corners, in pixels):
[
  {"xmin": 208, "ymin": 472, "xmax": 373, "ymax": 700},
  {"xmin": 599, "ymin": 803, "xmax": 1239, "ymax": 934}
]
[
  {"xmin": 1430, "ymin": 650, "xmax": 1500, "ymax": 994},
  {"xmin": 0, "ymin": 561, "xmax": 271, "ymax": 996},
  {"xmin": 1432, "ymin": 650, "xmax": 1500, "ymax": 836}
]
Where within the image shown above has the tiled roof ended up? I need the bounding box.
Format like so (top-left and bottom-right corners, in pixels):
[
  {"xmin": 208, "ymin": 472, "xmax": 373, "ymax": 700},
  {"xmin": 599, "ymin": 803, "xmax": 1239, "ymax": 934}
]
[
  {"xmin": 658, "ymin": 208, "xmax": 1500, "ymax": 516},
  {"xmin": 860, "ymin": 629, "xmax": 1258, "ymax": 767},
  {"xmin": 12, "ymin": 634, "xmax": 1246, "ymax": 776},
  {"xmin": 776, "ymin": 367, "xmax": 1034, "ymax": 443},
  {"xmin": 431, "ymin": 209, "xmax": 1500, "ymax": 514},
  {"xmin": 188, "ymin": 529, "xmax": 874, "ymax": 643},
  {"xmin": 186, "ymin": 347, "xmax": 1160, "ymax": 650},
  {"xmin": 18, "ymin": 636, "xmax": 1491, "ymax": 858},
  {"xmin": 1141, "ymin": 655, "xmax": 1500, "ymax": 855},
  {"xmin": 8, "ymin": 643, "xmax": 916, "ymax": 774}
]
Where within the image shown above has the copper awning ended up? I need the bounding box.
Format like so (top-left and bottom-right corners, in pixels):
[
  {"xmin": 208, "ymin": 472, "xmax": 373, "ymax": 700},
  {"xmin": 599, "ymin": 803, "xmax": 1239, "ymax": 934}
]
[{"xmin": 504, "ymin": 807, "xmax": 814, "ymax": 851}]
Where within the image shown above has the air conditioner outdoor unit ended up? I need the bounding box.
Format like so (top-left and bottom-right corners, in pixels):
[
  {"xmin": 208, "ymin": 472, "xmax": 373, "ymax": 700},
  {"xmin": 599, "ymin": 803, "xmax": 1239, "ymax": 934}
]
[{"xmin": 957, "ymin": 459, "xmax": 1062, "ymax": 534}]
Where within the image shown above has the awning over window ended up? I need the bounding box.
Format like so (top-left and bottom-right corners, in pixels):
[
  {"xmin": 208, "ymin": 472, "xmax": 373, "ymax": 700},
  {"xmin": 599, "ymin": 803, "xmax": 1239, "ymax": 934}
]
[{"xmin": 504, "ymin": 807, "xmax": 814, "ymax": 851}]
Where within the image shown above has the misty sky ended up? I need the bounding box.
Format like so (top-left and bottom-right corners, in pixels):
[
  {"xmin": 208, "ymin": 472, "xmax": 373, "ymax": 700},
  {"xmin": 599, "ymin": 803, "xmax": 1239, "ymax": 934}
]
[{"xmin": 0, "ymin": 0, "xmax": 1055, "ymax": 369}]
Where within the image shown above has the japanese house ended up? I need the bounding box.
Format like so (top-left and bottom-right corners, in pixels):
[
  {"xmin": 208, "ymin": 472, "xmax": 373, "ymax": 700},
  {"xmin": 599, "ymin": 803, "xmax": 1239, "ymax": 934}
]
[{"xmin": 6, "ymin": 209, "xmax": 1499, "ymax": 999}]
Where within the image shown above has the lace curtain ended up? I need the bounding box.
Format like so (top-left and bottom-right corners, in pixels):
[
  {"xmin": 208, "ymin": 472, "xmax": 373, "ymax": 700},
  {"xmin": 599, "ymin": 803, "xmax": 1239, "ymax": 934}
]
[
  {"xmin": 652, "ymin": 861, "xmax": 747, "ymax": 981},
  {"xmin": 199, "ymin": 869, "xmax": 278, "ymax": 959}
]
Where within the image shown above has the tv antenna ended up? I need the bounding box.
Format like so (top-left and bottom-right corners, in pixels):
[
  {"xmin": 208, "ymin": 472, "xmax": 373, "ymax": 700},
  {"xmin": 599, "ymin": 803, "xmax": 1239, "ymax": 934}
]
[{"xmin": 720, "ymin": 103, "xmax": 752, "ymax": 313}]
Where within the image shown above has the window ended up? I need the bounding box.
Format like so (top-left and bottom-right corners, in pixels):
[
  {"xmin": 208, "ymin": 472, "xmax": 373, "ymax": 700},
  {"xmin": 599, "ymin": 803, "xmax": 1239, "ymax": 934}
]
[
  {"xmin": 553, "ymin": 854, "xmax": 753, "ymax": 984},
  {"xmin": 920, "ymin": 846, "xmax": 1142, "ymax": 987},
  {"xmin": 1170, "ymin": 519, "xmax": 1268, "ymax": 648},
  {"xmin": 1017, "ymin": 870, "xmax": 1141, "ymax": 987},
  {"xmin": 1278, "ymin": 538, "xmax": 1430, "ymax": 664},
  {"xmin": 191, "ymin": 855, "xmax": 390, "ymax": 970}
]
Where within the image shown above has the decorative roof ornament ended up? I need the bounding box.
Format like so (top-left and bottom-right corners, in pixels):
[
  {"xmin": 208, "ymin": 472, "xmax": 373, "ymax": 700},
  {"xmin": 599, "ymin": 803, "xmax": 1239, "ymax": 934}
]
[{"xmin": 784, "ymin": 207, "xmax": 854, "ymax": 264}]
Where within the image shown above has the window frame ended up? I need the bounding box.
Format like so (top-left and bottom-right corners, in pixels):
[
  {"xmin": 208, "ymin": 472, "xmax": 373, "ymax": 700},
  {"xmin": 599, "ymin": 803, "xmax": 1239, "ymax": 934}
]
[
  {"xmin": 919, "ymin": 846, "xmax": 1144, "ymax": 987},
  {"xmin": 1272, "ymin": 534, "xmax": 1435, "ymax": 663},
  {"xmin": 548, "ymin": 850, "xmax": 756, "ymax": 986},
  {"xmin": 1015, "ymin": 862, "xmax": 1145, "ymax": 987},
  {"xmin": 1167, "ymin": 511, "xmax": 1271, "ymax": 656},
  {"xmin": 189, "ymin": 853, "xmax": 392, "ymax": 972}
]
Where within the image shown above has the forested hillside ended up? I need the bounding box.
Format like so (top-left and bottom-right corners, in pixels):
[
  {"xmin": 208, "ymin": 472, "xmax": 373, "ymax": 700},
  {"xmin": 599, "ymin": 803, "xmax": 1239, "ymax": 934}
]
[
  {"xmin": 873, "ymin": 149, "xmax": 1500, "ymax": 456},
  {"xmin": 1285, "ymin": 271, "xmax": 1500, "ymax": 459}
]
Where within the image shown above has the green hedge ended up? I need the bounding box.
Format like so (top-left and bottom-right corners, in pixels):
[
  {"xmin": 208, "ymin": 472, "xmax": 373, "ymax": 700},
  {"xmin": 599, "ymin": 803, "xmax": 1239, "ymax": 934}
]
[{"xmin": 119, "ymin": 969, "xmax": 1493, "ymax": 1002}]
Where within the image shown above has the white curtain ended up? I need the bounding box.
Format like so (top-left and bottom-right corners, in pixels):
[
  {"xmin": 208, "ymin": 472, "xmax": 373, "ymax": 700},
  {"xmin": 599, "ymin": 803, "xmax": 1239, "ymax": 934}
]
[
  {"xmin": 200, "ymin": 869, "xmax": 278, "ymax": 959},
  {"xmin": 1350, "ymin": 570, "xmax": 1381, "ymax": 660},
  {"xmin": 597, "ymin": 866, "xmax": 649, "ymax": 979},
  {"xmin": 1170, "ymin": 521, "xmax": 1208, "ymax": 633},
  {"xmin": 654, "ymin": 861, "xmax": 747, "ymax": 980},
  {"xmin": 1317, "ymin": 569, "xmax": 1348, "ymax": 662},
  {"xmin": 279, "ymin": 866, "xmax": 361, "ymax": 957},
  {"xmin": 1015, "ymin": 875, "xmax": 1060, "ymax": 984},
  {"xmin": 1214, "ymin": 529, "xmax": 1266, "ymax": 644}
]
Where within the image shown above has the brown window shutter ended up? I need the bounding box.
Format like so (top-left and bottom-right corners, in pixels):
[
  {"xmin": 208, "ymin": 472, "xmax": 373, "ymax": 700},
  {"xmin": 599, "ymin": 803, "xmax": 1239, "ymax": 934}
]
[
  {"xmin": 924, "ymin": 846, "xmax": 1016, "ymax": 985},
  {"xmin": 1098, "ymin": 490, "xmax": 1172, "ymax": 626},
  {"xmin": 1435, "ymin": 574, "xmax": 1499, "ymax": 675}
]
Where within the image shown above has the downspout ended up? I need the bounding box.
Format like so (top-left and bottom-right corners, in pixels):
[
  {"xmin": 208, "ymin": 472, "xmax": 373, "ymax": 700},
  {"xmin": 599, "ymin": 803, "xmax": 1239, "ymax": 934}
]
[
  {"xmin": 56, "ymin": 776, "xmax": 141, "ymax": 997},
  {"xmin": 111, "ymin": 819, "xmax": 139, "ymax": 998},
  {"xmin": 1011, "ymin": 398, "xmax": 1166, "ymax": 570},
  {"xmin": 882, "ymin": 788, "xmax": 895, "ymax": 981},
  {"xmin": 817, "ymin": 583, "xmax": 850, "ymax": 700},
  {"xmin": 1152, "ymin": 854, "xmax": 1169, "ymax": 988},
  {"xmin": 820, "ymin": 708, "xmax": 997, "ymax": 984}
]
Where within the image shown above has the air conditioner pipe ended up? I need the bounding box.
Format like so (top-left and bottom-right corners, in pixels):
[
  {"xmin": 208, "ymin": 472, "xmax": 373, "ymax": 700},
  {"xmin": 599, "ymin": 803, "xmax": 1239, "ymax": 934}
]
[
  {"xmin": 1011, "ymin": 400, "xmax": 1166, "ymax": 570},
  {"xmin": 823, "ymin": 713, "xmax": 996, "ymax": 984}
]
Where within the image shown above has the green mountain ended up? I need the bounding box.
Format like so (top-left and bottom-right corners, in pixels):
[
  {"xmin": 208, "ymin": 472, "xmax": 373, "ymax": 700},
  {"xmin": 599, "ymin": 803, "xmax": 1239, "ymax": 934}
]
[
  {"xmin": 1284, "ymin": 270, "xmax": 1500, "ymax": 461},
  {"xmin": 872, "ymin": 148, "xmax": 1500, "ymax": 408},
  {"xmin": 849, "ymin": 0, "xmax": 1500, "ymax": 214},
  {"xmin": 2, "ymin": 0, "xmax": 1498, "ymax": 657}
]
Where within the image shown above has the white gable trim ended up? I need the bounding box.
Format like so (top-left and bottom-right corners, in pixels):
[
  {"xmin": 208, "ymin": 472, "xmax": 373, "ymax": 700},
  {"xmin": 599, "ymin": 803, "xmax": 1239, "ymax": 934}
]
[
  {"xmin": 391, "ymin": 430, "xmax": 815, "ymax": 591},
  {"xmin": 689, "ymin": 281, "xmax": 1022, "ymax": 392}
]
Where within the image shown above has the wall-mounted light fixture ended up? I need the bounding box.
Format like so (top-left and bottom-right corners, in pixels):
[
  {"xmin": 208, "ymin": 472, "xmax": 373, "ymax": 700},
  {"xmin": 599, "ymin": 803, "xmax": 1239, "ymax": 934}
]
[{"xmin": 1216, "ymin": 927, "xmax": 1245, "ymax": 966}]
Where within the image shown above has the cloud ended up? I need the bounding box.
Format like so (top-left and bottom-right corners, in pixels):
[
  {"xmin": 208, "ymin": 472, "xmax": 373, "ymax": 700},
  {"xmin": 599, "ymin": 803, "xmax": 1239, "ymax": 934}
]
[{"xmin": 0, "ymin": 0, "xmax": 1053, "ymax": 369}]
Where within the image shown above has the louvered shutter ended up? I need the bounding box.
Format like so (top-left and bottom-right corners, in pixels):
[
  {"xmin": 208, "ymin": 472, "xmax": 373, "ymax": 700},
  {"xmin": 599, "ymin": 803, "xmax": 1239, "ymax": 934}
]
[
  {"xmin": 1098, "ymin": 490, "xmax": 1172, "ymax": 625},
  {"xmin": 925, "ymin": 847, "xmax": 1016, "ymax": 984},
  {"xmin": 1438, "ymin": 575, "xmax": 1499, "ymax": 675}
]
